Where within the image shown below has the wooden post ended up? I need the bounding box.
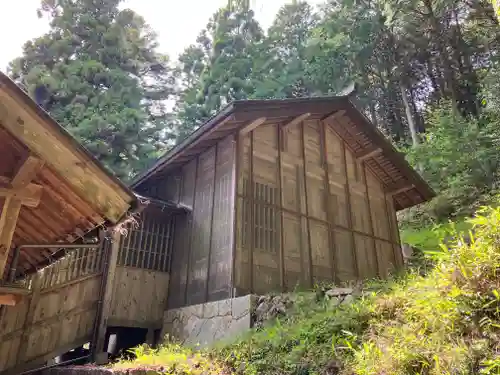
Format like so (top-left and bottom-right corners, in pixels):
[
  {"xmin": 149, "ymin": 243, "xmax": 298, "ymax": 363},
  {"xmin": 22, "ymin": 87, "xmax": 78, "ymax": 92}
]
[
  {"xmin": 184, "ymin": 157, "xmax": 199, "ymax": 306},
  {"xmin": 249, "ymin": 132, "xmax": 255, "ymax": 293},
  {"xmin": 0, "ymin": 156, "xmax": 44, "ymax": 279},
  {"xmin": 300, "ymin": 122, "xmax": 314, "ymax": 287},
  {"xmin": 93, "ymin": 231, "xmax": 120, "ymax": 360},
  {"xmin": 205, "ymin": 144, "xmax": 218, "ymax": 302},
  {"xmin": 230, "ymin": 134, "xmax": 240, "ymax": 298},
  {"xmin": 385, "ymin": 196, "xmax": 404, "ymax": 268},
  {"xmin": 15, "ymin": 272, "xmax": 42, "ymax": 364},
  {"xmin": 320, "ymin": 120, "xmax": 338, "ymax": 284},
  {"xmin": 145, "ymin": 328, "xmax": 155, "ymax": 348},
  {"xmin": 341, "ymin": 141, "xmax": 360, "ymax": 279},
  {"xmin": 276, "ymin": 124, "xmax": 285, "ymax": 290},
  {"xmin": 362, "ymin": 164, "xmax": 380, "ymax": 277}
]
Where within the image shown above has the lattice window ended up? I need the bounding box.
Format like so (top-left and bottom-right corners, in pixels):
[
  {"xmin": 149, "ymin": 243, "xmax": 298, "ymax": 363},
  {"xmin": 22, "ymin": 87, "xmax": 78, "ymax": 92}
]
[
  {"xmin": 241, "ymin": 179, "xmax": 279, "ymax": 253},
  {"xmin": 118, "ymin": 212, "xmax": 173, "ymax": 272}
]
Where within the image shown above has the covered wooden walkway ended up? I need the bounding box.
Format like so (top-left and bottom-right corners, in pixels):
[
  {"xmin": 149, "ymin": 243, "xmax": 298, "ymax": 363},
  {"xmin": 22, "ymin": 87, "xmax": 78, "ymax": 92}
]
[{"xmin": 0, "ymin": 72, "xmax": 137, "ymax": 374}]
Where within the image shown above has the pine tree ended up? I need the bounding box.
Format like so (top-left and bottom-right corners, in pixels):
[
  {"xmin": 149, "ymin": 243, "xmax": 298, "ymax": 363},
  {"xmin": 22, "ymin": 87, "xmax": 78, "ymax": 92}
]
[{"xmin": 9, "ymin": 0, "xmax": 175, "ymax": 180}]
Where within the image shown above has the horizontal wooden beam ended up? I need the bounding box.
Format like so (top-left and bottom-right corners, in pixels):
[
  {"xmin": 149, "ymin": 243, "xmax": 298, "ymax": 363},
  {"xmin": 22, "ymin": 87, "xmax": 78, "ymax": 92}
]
[
  {"xmin": 0, "ymin": 284, "xmax": 31, "ymax": 296},
  {"xmin": 357, "ymin": 147, "xmax": 382, "ymax": 161},
  {"xmin": 387, "ymin": 182, "xmax": 415, "ymax": 196},
  {"xmin": 282, "ymin": 113, "xmax": 311, "ymax": 130},
  {"xmin": 12, "ymin": 157, "xmax": 44, "ymax": 188},
  {"xmin": 0, "ymin": 183, "xmax": 43, "ymax": 208},
  {"xmin": 239, "ymin": 117, "xmax": 267, "ymax": 136},
  {"xmin": 0, "ymin": 293, "xmax": 23, "ymax": 306},
  {"xmin": 0, "ymin": 88, "xmax": 133, "ymax": 223},
  {"xmin": 323, "ymin": 109, "xmax": 346, "ymax": 124}
]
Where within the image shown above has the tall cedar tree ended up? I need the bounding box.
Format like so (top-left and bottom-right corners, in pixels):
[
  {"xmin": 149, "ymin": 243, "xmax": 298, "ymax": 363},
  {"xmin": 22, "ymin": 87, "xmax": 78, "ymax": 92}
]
[{"xmin": 9, "ymin": 0, "xmax": 175, "ymax": 180}]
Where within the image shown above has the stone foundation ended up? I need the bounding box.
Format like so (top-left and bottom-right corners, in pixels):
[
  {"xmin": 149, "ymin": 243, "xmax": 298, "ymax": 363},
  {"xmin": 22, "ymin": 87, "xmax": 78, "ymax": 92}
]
[{"xmin": 162, "ymin": 295, "xmax": 253, "ymax": 347}]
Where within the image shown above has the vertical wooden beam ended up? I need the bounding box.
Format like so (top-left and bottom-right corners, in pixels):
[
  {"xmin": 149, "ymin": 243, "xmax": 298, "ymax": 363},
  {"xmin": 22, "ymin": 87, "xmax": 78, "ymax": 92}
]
[
  {"xmin": 277, "ymin": 124, "xmax": 285, "ymax": 291},
  {"xmin": 93, "ymin": 232, "xmax": 120, "ymax": 359},
  {"xmin": 0, "ymin": 197, "xmax": 22, "ymax": 276},
  {"xmin": 300, "ymin": 122, "xmax": 314, "ymax": 287},
  {"xmin": 385, "ymin": 196, "xmax": 404, "ymax": 268},
  {"xmin": 184, "ymin": 157, "xmax": 199, "ymax": 305},
  {"xmin": 230, "ymin": 134, "xmax": 239, "ymax": 298},
  {"xmin": 249, "ymin": 132, "xmax": 255, "ymax": 293},
  {"xmin": 15, "ymin": 272, "xmax": 42, "ymax": 364},
  {"xmin": 0, "ymin": 156, "xmax": 44, "ymax": 278},
  {"xmin": 205, "ymin": 144, "xmax": 218, "ymax": 302},
  {"xmin": 320, "ymin": 121, "xmax": 338, "ymax": 284},
  {"xmin": 341, "ymin": 140, "xmax": 360, "ymax": 280},
  {"xmin": 362, "ymin": 164, "xmax": 380, "ymax": 277},
  {"xmin": 145, "ymin": 328, "xmax": 155, "ymax": 348}
]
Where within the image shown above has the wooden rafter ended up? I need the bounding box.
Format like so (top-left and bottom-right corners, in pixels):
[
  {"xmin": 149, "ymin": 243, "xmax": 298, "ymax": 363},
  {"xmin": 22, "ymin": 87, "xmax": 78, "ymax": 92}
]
[
  {"xmin": 239, "ymin": 117, "xmax": 267, "ymax": 136},
  {"xmin": 282, "ymin": 113, "xmax": 311, "ymax": 130},
  {"xmin": 388, "ymin": 183, "xmax": 415, "ymax": 196},
  {"xmin": 357, "ymin": 147, "xmax": 382, "ymax": 162},
  {"xmin": 0, "ymin": 156, "xmax": 44, "ymax": 280}
]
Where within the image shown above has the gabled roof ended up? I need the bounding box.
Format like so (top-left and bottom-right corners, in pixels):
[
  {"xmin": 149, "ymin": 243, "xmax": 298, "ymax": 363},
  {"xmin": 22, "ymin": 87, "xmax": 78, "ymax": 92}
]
[
  {"xmin": 132, "ymin": 95, "xmax": 435, "ymax": 211},
  {"xmin": 0, "ymin": 72, "xmax": 138, "ymax": 276}
]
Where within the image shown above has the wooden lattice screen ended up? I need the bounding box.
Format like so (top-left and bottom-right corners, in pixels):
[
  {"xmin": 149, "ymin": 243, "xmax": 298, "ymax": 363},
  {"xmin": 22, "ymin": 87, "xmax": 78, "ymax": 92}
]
[{"xmin": 117, "ymin": 210, "xmax": 174, "ymax": 272}]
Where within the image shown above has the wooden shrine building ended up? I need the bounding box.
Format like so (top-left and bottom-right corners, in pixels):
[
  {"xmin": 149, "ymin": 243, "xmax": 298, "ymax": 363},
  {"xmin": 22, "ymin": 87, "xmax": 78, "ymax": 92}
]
[
  {"xmin": 0, "ymin": 72, "xmax": 434, "ymax": 374},
  {"xmin": 132, "ymin": 94, "xmax": 435, "ymax": 308}
]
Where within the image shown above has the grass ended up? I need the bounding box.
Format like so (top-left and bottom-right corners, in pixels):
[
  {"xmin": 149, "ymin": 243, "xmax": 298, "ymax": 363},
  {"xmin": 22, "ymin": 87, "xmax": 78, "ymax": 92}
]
[
  {"xmin": 401, "ymin": 217, "xmax": 472, "ymax": 252},
  {"xmin": 112, "ymin": 341, "xmax": 227, "ymax": 375},
  {"xmin": 115, "ymin": 206, "xmax": 500, "ymax": 375}
]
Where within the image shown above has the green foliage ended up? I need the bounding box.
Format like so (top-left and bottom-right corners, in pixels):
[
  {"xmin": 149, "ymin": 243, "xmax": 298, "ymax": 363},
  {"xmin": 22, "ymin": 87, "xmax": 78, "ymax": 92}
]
[
  {"xmin": 119, "ymin": 205, "xmax": 500, "ymax": 375},
  {"xmin": 9, "ymin": 0, "xmax": 175, "ymax": 180},
  {"xmin": 403, "ymin": 102, "xmax": 500, "ymax": 224},
  {"xmin": 113, "ymin": 341, "xmax": 226, "ymax": 375},
  {"xmin": 220, "ymin": 206, "xmax": 500, "ymax": 375}
]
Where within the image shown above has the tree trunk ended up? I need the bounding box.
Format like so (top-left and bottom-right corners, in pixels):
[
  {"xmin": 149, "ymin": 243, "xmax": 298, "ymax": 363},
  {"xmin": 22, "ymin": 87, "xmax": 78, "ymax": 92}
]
[
  {"xmin": 400, "ymin": 79, "xmax": 420, "ymax": 146},
  {"xmin": 422, "ymin": 0, "xmax": 460, "ymax": 109}
]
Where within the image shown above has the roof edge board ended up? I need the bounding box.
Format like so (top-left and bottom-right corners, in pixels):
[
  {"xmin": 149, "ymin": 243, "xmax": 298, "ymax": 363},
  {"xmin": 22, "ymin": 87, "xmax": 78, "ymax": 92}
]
[
  {"xmin": 344, "ymin": 99, "xmax": 436, "ymax": 202},
  {"xmin": 130, "ymin": 103, "xmax": 235, "ymax": 188},
  {"xmin": 0, "ymin": 73, "xmax": 136, "ymax": 207}
]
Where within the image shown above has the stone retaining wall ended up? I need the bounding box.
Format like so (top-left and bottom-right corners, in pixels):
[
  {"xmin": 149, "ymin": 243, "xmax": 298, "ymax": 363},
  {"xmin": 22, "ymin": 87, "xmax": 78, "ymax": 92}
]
[{"xmin": 161, "ymin": 295, "xmax": 253, "ymax": 347}]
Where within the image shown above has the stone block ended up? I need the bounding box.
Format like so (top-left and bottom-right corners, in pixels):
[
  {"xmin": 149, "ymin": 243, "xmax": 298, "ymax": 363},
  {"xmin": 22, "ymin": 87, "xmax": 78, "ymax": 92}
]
[{"xmin": 162, "ymin": 295, "xmax": 253, "ymax": 348}]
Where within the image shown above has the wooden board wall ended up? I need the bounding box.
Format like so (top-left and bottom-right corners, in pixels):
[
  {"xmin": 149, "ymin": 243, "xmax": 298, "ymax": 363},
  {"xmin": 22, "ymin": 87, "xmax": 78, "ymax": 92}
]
[
  {"xmin": 167, "ymin": 135, "xmax": 236, "ymax": 309},
  {"xmin": 0, "ymin": 247, "xmax": 104, "ymax": 373},
  {"xmin": 234, "ymin": 119, "xmax": 401, "ymax": 295},
  {"xmin": 108, "ymin": 267, "xmax": 169, "ymax": 328}
]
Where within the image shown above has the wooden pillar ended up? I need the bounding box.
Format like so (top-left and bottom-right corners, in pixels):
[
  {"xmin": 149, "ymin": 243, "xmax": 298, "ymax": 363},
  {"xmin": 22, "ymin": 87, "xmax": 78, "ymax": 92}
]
[
  {"xmin": 230, "ymin": 134, "xmax": 240, "ymax": 298},
  {"xmin": 320, "ymin": 120, "xmax": 338, "ymax": 284},
  {"xmin": 93, "ymin": 231, "xmax": 120, "ymax": 359},
  {"xmin": 0, "ymin": 156, "xmax": 44, "ymax": 279},
  {"xmin": 300, "ymin": 122, "xmax": 314, "ymax": 287},
  {"xmin": 184, "ymin": 157, "xmax": 199, "ymax": 305},
  {"xmin": 276, "ymin": 124, "xmax": 286, "ymax": 290},
  {"xmin": 385, "ymin": 196, "xmax": 404, "ymax": 268},
  {"xmin": 145, "ymin": 328, "xmax": 155, "ymax": 348},
  {"xmin": 341, "ymin": 141, "xmax": 360, "ymax": 279},
  {"xmin": 205, "ymin": 144, "xmax": 218, "ymax": 302},
  {"xmin": 248, "ymin": 131, "xmax": 255, "ymax": 293},
  {"xmin": 362, "ymin": 164, "xmax": 380, "ymax": 277},
  {"xmin": 15, "ymin": 272, "xmax": 42, "ymax": 364}
]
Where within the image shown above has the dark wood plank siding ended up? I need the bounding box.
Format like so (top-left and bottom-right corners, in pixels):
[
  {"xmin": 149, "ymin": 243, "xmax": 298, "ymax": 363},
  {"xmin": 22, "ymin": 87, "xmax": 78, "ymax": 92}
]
[
  {"xmin": 167, "ymin": 135, "xmax": 236, "ymax": 309},
  {"xmin": 234, "ymin": 119, "xmax": 400, "ymax": 294}
]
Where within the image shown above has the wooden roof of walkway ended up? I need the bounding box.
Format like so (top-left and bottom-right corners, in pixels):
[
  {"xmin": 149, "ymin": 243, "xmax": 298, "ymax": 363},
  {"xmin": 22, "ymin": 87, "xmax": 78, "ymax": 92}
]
[
  {"xmin": 132, "ymin": 93, "xmax": 435, "ymax": 211},
  {"xmin": 0, "ymin": 72, "xmax": 137, "ymax": 304}
]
